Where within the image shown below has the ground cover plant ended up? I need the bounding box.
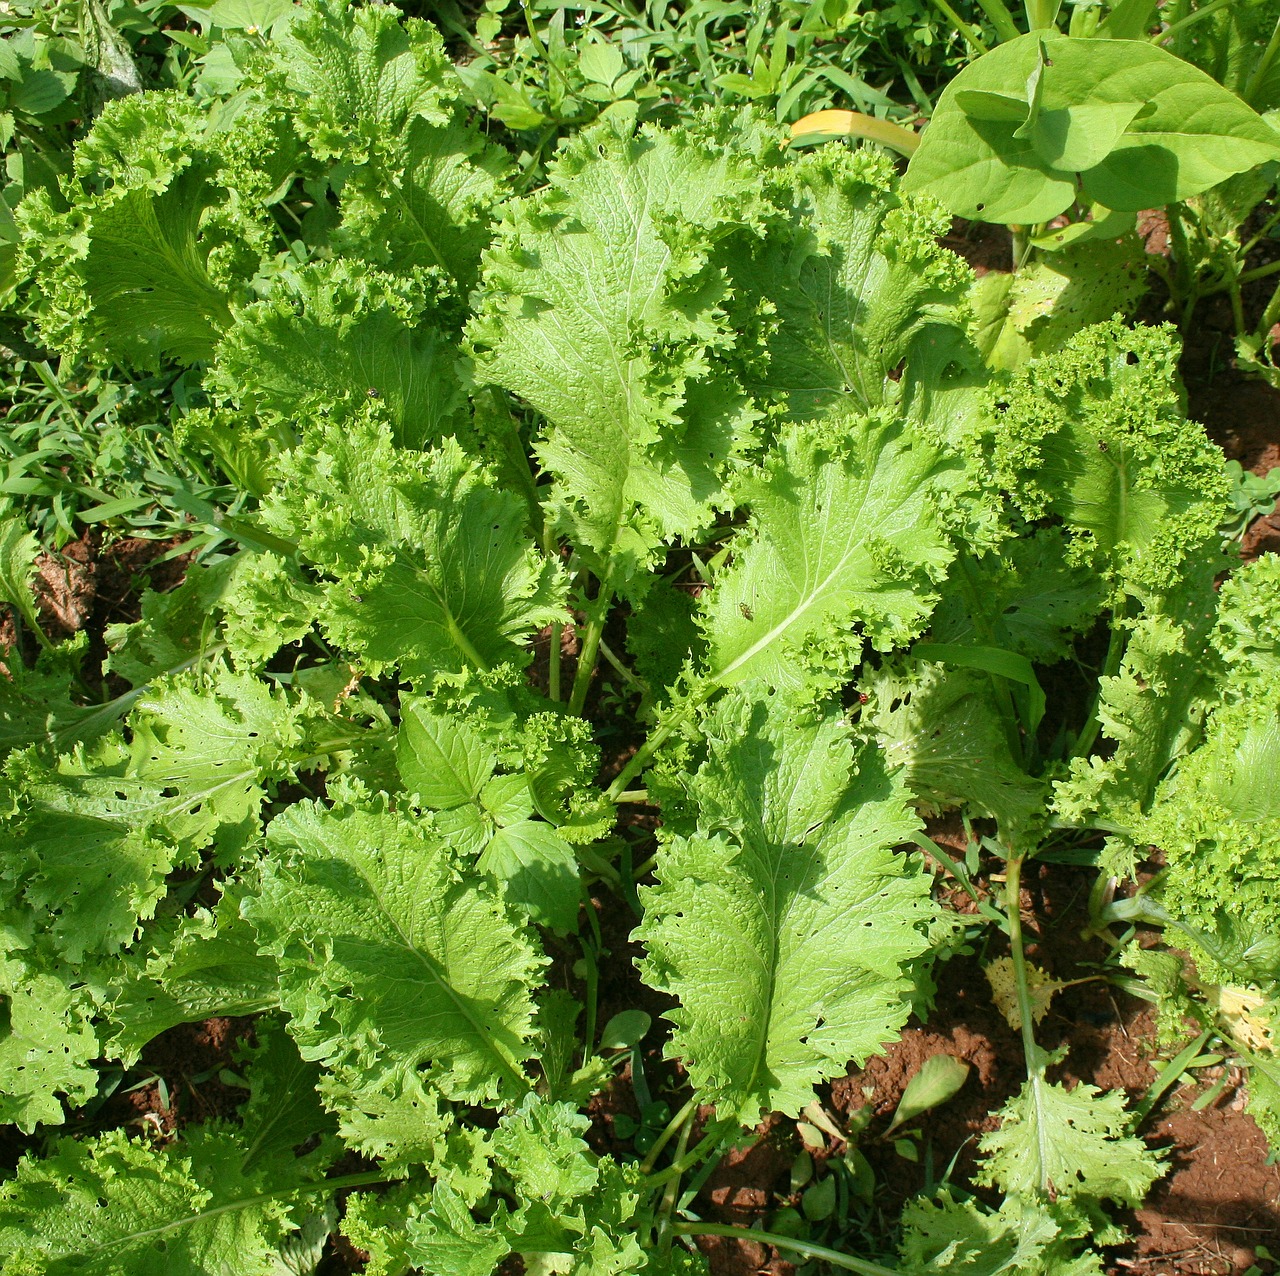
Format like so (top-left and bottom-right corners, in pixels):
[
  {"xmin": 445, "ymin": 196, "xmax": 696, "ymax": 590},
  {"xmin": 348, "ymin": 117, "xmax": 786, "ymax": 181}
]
[{"xmin": 0, "ymin": 1, "xmax": 1279, "ymax": 1273}]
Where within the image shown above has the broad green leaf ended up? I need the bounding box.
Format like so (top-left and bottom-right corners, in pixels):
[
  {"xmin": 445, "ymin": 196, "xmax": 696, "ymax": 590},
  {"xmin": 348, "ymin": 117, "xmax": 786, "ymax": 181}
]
[
  {"xmin": 272, "ymin": 0, "xmax": 454, "ymax": 162},
  {"xmin": 2, "ymin": 670, "xmax": 300, "ymax": 962},
  {"xmin": 402, "ymin": 1181, "xmax": 512, "ymax": 1276},
  {"xmin": 336, "ymin": 112, "xmax": 511, "ymax": 294},
  {"xmin": 969, "ymin": 236, "xmax": 1146, "ymax": 372},
  {"xmin": 905, "ymin": 33, "xmax": 1280, "ymax": 222},
  {"xmin": 479, "ymin": 819, "xmax": 582, "ymax": 935},
  {"xmin": 0, "ymin": 515, "xmax": 46, "ymax": 647},
  {"xmin": 247, "ymin": 799, "xmax": 543, "ymax": 1105},
  {"xmin": 265, "ymin": 426, "xmax": 567, "ymax": 681},
  {"xmin": 912, "ymin": 642, "xmax": 1045, "ymax": 734},
  {"xmin": 638, "ymin": 687, "xmax": 934, "ymax": 1124},
  {"xmin": 898, "ymin": 1189, "xmax": 1099, "ymax": 1276},
  {"xmin": 18, "ymin": 93, "xmax": 269, "ymax": 369},
  {"xmin": 978, "ymin": 1078, "xmax": 1163, "ymax": 1206},
  {"xmin": 319, "ymin": 1066, "xmax": 451, "ymax": 1169},
  {"xmin": 1244, "ymin": 1048, "xmax": 1280, "ymax": 1151},
  {"xmin": 1134, "ymin": 688, "xmax": 1280, "ymax": 986},
  {"xmin": 2, "ymin": 739, "xmax": 191, "ymax": 962},
  {"xmin": 104, "ymin": 560, "xmax": 234, "ymax": 689},
  {"xmin": 954, "ymin": 89, "xmax": 1028, "ymax": 123},
  {"xmin": 208, "ymin": 261, "xmax": 466, "ymax": 449},
  {"xmin": 397, "ymin": 699, "xmax": 496, "ymax": 809},
  {"xmin": 864, "ymin": 661, "xmax": 1047, "ymax": 840},
  {"xmin": 927, "ymin": 530, "xmax": 1105, "ymax": 665},
  {"xmin": 471, "ymin": 111, "xmax": 775, "ymax": 572},
  {"xmin": 0, "ymin": 1128, "xmax": 317, "ymax": 1273},
  {"xmin": 234, "ymin": 1019, "xmax": 336, "ymax": 1175},
  {"xmin": 490, "ymin": 1095, "xmax": 599, "ymax": 1211},
  {"xmin": 126, "ymin": 670, "xmax": 303, "ymax": 859},
  {"xmin": 0, "ymin": 968, "xmax": 98, "ymax": 1133},
  {"xmin": 1054, "ymin": 555, "xmax": 1221, "ymax": 837},
  {"xmin": 702, "ymin": 415, "xmax": 954, "ymax": 694},
  {"xmin": 741, "ymin": 144, "xmax": 971, "ymax": 420},
  {"xmin": 208, "ymin": 0, "xmax": 293, "ymax": 31},
  {"xmin": 106, "ymin": 892, "xmax": 279, "ymax": 1066},
  {"xmin": 10, "ymin": 69, "xmax": 76, "ymax": 117}
]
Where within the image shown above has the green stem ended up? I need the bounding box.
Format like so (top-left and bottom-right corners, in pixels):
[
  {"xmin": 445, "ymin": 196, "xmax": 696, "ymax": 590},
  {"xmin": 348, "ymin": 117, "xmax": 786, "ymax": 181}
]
[
  {"xmin": 1241, "ymin": 203, "xmax": 1280, "ymax": 257},
  {"xmin": 639, "ymin": 1097, "xmax": 698, "ymax": 1175},
  {"xmin": 973, "ymin": 0, "xmax": 1022, "ymax": 43},
  {"xmin": 1024, "ymin": 0, "xmax": 1060, "ymax": 31},
  {"xmin": 1235, "ymin": 257, "xmax": 1280, "ymax": 290},
  {"xmin": 925, "ymin": 0, "xmax": 990, "ymax": 52},
  {"xmin": 604, "ymin": 714, "xmax": 681, "ymax": 801},
  {"xmin": 1245, "ymin": 15, "xmax": 1280, "ymax": 107},
  {"xmin": 443, "ymin": 606, "xmax": 491, "ymax": 673},
  {"xmin": 598, "ymin": 638, "xmax": 648, "ymax": 696},
  {"xmin": 615, "ymin": 788, "xmax": 650, "ymax": 804},
  {"xmin": 1004, "ymin": 853, "xmax": 1044, "ymax": 1079},
  {"xmin": 670, "ymin": 1224, "xmax": 901, "ymax": 1276},
  {"xmin": 567, "ymin": 569, "xmax": 615, "ymax": 717},
  {"xmin": 654, "ymin": 1101, "xmax": 697, "ymax": 1252},
  {"xmin": 645, "ymin": 1126, "xmax": 725, "ymax": 1189},
  {"xmin": 1155, "ymin": 0, "xmax": 1235, "ymax": 44}
]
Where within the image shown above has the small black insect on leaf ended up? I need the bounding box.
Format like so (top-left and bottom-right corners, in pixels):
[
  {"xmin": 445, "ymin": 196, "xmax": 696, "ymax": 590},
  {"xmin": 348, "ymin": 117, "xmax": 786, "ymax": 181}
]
[{"xmin": 366, "ymin": 387, "xmax": 380, "ymax": 398}]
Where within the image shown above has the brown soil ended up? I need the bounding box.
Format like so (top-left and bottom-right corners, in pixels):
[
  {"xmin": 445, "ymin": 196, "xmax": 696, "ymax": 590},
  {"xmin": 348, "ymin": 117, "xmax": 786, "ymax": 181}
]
[{"xmin": 0, "ymin": 529, "xmax": 194, "ymax": 678}]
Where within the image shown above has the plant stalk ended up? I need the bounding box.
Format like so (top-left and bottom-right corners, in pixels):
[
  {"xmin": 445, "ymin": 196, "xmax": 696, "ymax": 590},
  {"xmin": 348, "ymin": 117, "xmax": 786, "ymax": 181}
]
[
  {"xmin": 925, "ymin": 0, "xmax": 991, "ymax": 52},
  {"xmin": 670, "ymin": 1224, "xmax": 902, "ymax": 1276},
  {"xmin": 640, "ymin": 1097, "xmax": 698, "ymax": 1175},
  {"xmin": 567, "ymin": 568, "xmax": 615, "ymax": 716},
  {"xmin": 1004, "ymin": 853, "xmax": 1044, "ymax": 1077},
  {"xmin": 1245, "ymin": 16, "xmax": 1280, "ymax": 108}
]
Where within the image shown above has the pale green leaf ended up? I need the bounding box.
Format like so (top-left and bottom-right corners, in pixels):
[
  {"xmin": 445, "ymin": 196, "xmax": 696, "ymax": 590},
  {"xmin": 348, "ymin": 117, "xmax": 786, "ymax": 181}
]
[
  {"xmin": 0, "ymin": 968, "xmax": 98, "ymax": 1133},
  {"xmin": 265, "ymin": 426, "xmax": 567, "ymax": 681},
  {"xmin": 987, "ymin": 319, "xmax": 1229, "ymax": 600},
  {"xmin": 863, "ymin": 660, "xmax": 1047, "ymax": 840},
  {"xmin": 336, "ymin": 112, "xmax": 511, "ymax": 294},
  {"xmin": 977, "ymin": 1078, "xmax": 1164, "ymax": 1205},
  {"xmin": 18, "ymin": 93, "xmax": 270, "ymax": 368},
  {"xmin": 898, "ymin": 1189, "xmax": 1103, "ymax": 1276},
  {"xmin": 271, "ymin": 0, "xmax": 454, "ymax": 162},
  {"xmin": 743, "ymin": 144, "xmax": 971, "ymax": 420},
  {"xmin": 701, "ymin": 415, "xmax": 954, "ymax": 694},
  {"xmin": 0, "ymin": 516, "xmax": 45, "ymax": 646},
  {"xmin": 470, "ymin": 111, "xmax": 775, "ymax": 570},
  {"xmin": 106, "ymin": 890, "xmax": 279, "ymax": 1066},
  {"xmin": 479, "ymin": 820, "xmax": 582, "ymax": 934},
  {"xmin": 208, "ymin": 261, "xmax": 466, "ymax": 450},
  {"xmin": 247, "ymin": 798, "xmax": 543, "ymax": 1105},
  {"xmin": 0, "ymin": 1128, "xmax": 316, "ymax": 1273},
  {"xmin": 887, "ymin": 1054, "xmax": 970, "ymax": 1133},
  {"xmin": 397, "ymin": 699, "xmax": 496, "ymax": 810},
  {"xmin": 638, "ymin": 687, "xmax": 934, "ymax": 1124},
  {"xmin": 491, "ymin": 1095, "xmax": 599, "ymax": 1211}
]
